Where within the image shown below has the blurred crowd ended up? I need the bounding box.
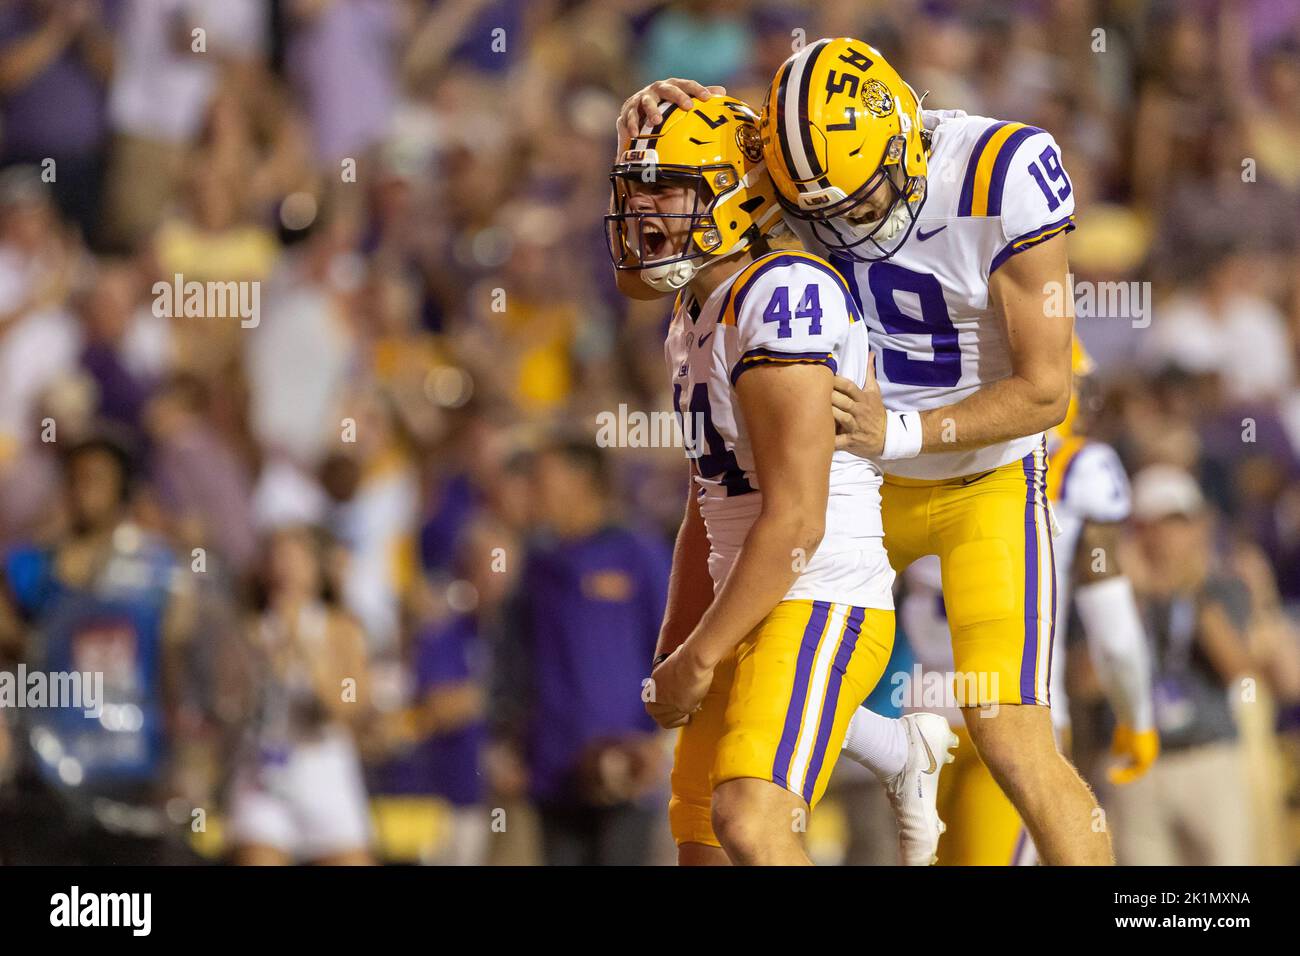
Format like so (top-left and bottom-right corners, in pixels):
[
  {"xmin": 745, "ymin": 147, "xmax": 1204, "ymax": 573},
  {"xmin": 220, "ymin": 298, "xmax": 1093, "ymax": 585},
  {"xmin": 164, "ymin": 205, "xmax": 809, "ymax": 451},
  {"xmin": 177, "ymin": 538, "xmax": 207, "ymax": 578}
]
[{"xmin": 0, "ymin": 0, "xmax": 1297, "ymax": 865}]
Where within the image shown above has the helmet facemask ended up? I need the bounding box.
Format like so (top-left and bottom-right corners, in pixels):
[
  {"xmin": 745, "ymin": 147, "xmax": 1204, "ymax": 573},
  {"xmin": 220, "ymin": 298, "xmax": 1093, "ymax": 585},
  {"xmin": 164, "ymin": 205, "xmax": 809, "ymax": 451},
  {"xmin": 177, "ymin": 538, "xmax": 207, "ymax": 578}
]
[
  {"xmin": 781, "ymin": 133, "xmax": 926, "ymax": 262},
  {"xmin": 605, "ymin": 163, "xmax": 750, "ymax": 292}
]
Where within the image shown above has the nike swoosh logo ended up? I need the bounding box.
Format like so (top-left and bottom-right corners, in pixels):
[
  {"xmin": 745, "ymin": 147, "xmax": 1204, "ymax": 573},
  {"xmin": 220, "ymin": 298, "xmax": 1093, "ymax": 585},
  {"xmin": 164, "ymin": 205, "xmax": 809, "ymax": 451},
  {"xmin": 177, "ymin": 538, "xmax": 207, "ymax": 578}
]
[
  {"xmin": 961, "ymin": 469, "xmax": 996, "ymax": 485},
  {"xmin": 919, "ymin": 731, "xmax": 938, "ymax": 775},
  {"xmin": 916, "ymin": 225, "xmax": 947, "ymax": 241},
  {"xmin": 698, "ymin": 332, "xmax": 713, "ymax": 348}
]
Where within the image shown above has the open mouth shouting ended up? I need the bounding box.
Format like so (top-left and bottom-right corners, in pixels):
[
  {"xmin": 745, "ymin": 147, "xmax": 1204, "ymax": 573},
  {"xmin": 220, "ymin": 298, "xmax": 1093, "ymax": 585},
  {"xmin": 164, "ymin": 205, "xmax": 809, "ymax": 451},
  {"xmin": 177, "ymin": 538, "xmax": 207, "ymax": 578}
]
[{"xmin": 638, "ymin": 219, "xmax": 671, "ymax": 261}]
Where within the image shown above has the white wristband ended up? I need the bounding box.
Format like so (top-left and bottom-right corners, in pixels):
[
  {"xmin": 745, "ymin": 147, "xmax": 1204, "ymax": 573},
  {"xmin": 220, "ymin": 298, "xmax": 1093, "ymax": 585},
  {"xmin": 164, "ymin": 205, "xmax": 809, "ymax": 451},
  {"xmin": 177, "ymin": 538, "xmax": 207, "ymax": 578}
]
[{"xmin": 881, "ymin": 409, "xmax": 923, "ymax": 460}]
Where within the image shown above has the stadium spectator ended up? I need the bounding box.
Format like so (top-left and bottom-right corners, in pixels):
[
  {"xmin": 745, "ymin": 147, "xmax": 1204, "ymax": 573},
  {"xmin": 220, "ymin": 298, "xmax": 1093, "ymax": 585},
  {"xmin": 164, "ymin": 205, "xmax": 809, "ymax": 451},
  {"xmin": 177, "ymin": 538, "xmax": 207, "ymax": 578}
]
[
  {"xmin": 0, "ymin": 436, "xmax": 199, "ymax": 864},
  {"xmin": 497, "ymin": 437, "xmax": 669, "ymax": 866},
  {"xmin": 0, "ymin": 0, "xmax": 114, "ymax": 241},
  {"xmin": 225, "ymin": 525, "xmax": 374, "ymax": 865},
  {"xmin": 102, "ymin": 0, "xmax": 273, "ymax": 248},
  {"xmin": 1106, "ymin": 465, "xmax": 1257, "ymax": 864},
  {"xmin": 0, "ymin": 167, "xmax": 80, "ymax": 464}
]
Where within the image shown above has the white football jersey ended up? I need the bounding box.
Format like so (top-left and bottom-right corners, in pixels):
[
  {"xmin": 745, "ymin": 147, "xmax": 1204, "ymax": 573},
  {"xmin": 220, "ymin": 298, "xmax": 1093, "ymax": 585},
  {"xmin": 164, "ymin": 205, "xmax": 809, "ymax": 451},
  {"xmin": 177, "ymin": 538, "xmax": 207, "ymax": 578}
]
[
  {"xmin": 664, "ymin": 250, "xmax": 894, "ymax": 610},
  {"xmin": 794, "ymin": 109, "xmax": 1077, "ymax": 480},
  {"xmin": 1046, "ymin": 437, "xmax": 1132, "ymax": 727}
]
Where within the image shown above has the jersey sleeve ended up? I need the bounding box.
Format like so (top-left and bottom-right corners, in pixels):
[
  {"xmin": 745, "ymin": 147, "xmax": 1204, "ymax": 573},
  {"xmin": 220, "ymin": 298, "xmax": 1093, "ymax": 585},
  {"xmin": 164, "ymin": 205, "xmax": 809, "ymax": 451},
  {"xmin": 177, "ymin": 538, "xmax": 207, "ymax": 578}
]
[
  {"xmin": 988, "ymin": 126, "xmax": 1076, "ymax": 273},
  {"xmin": 1060, "ymin": 442, "xmax": 1131, "ymax": 524},
  {"xmin": 722, "ymin": 253, "xmax": 857, "ymax": 385}
]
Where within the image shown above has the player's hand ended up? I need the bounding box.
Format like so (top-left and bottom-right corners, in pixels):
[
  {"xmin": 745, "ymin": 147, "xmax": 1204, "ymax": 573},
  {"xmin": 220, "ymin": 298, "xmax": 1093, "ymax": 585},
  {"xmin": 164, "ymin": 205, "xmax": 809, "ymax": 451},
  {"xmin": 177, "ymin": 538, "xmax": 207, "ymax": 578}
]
[
  {"xmin": 1107, "ymin": 724, "xmax": 1159, "ymax": 785},
  {"xmin": 831, "ymin": 355, "xmax": 887, "ymax": 458},
  {"xmin": 616, "ymin": 79, "xmax": 727, "ymax": 145},
  {"xmin": 645, "ymin": 645, "xmax": 713, "ymax": 729}
]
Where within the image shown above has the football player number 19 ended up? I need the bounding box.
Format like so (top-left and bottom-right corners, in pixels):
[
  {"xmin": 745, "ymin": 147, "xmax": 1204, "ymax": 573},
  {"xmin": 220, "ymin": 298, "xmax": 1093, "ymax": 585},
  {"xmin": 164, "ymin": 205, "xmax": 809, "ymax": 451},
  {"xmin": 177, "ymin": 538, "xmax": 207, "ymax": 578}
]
[
  {"xmin": 1027, "ymin": 145, "xmax": 1072, "ymax": 212},
  {"xmin": 867, "ymin": 262, "xmax": 962, "ymax": 388},
  {"xmin": 849, "ymin": 146, "xmax": 1071, "ymax": 389}
]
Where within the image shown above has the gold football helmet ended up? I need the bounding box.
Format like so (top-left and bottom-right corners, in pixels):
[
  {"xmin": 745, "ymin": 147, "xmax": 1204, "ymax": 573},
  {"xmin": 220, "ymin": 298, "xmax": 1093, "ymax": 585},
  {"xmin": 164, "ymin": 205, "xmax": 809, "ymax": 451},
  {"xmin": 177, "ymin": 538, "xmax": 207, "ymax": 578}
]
[
  {"xmin": 606, "ymin": 95, "xmax": 783, "ymax": 292},
  {"xmin": 760, "ymin": 38, "xmax": 928, "ymax": 261}
]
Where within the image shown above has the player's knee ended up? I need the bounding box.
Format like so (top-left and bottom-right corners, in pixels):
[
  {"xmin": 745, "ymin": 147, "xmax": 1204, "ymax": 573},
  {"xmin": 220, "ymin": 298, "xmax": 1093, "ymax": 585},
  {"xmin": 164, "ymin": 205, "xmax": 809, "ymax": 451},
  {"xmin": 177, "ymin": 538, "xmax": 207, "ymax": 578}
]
[
  {"xmin": 966, "ymin": 708, "xmax": 1064, "ymax": 793},
  {"xmin": 711, "ymin": 780, "xmax": 793, "ymax": 862},
  {"xmin": 711, "ymin": 790, "xmax": 763, "ymax": 861}
]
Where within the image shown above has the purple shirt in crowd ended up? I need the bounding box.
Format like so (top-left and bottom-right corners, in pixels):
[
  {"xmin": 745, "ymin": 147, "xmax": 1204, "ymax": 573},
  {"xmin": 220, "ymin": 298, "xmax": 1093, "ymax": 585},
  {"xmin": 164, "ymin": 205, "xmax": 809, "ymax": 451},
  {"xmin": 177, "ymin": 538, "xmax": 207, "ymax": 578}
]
[
  {"xmin": 0, "ymin": 2, "xmax": 114, "ymax": 159},
  {"xmin": 519, "ymin": 526, "xmax": 668, "ymax": 805}
]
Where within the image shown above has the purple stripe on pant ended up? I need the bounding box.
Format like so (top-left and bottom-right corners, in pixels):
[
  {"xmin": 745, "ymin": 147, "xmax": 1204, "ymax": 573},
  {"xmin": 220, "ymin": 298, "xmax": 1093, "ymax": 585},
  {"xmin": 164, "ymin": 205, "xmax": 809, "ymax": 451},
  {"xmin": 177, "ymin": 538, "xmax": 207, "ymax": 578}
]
[
  {"xmin": 1042, "ymin": 444, "xmax": 1057, "ymax": 707},
  {"xmin": 800, "ymin": 605, "xmax": 867, "ymax": 803},
  {"xmin": 1019, "ymin": 450, "xmax": 1040, "ymax": 704},
  {"xmin": 772, "ymin": 600, "xmax": 832, "ymax": 789}
]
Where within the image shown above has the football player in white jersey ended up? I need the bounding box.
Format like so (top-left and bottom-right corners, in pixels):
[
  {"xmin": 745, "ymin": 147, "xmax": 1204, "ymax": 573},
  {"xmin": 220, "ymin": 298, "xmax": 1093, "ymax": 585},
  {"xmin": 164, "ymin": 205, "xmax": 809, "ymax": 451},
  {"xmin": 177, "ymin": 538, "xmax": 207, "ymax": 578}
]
[
  {"xmin": 608, "ymin": 93, "xmax": 940, "ymax": 865},
  {"xmin": 618, "ymin": 37, "xmax": 1110, "ymax": 864}
]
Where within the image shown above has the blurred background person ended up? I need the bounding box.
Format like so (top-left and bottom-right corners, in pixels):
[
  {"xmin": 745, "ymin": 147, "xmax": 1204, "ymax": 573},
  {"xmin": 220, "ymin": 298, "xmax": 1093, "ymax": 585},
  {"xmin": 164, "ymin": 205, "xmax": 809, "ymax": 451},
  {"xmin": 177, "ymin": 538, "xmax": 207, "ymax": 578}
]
[
  {"xmin": 0, "ymin": 435, "xmax": 198, "ymax": 864},
  {"xmin": 368, "ymin": 519, "xmax": 513, "ymax": 866},
  {"xmin": 224, "ymin": 525, "xmax": 374, "ymax": 865},
  {"xmin": 0, "ymin": 0, "xmax": 114, "ymax": 243},
  {"xmin": 495, "ymin": 437, "xmax": 670, "ymax": 866},
  {"xmin": 1106, "ymin": 466, "xmax": 1261, "ymax": 864}
]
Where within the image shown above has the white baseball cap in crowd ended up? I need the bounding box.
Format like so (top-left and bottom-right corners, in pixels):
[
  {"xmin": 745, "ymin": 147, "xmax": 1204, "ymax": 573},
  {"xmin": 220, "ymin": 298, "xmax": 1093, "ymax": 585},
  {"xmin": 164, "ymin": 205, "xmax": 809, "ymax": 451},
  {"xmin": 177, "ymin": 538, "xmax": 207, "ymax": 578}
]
[{"xmin": 1131, "ymin": 464, "xmax": 1205, "ymax": 521}]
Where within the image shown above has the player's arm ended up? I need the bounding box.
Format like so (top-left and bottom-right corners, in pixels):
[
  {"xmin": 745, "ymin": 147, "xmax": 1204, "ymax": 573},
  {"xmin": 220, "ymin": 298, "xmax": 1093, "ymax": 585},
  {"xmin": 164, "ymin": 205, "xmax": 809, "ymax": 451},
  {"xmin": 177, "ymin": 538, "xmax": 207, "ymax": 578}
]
[
  {"xmin": 654, "ymin": 470, "xmax": 714, "ymax": 662},
  {"xmin": 1072, "ymin": 519, "xmax": 1158, "ymax": 784},
  {"xmin": 919, "ymin": 236, "xmax": 1073, "ymax": 447},
  {"xmin": 644, "ymin": 470, "xmax": 714, "ymax": 728},
  {"xmin": 689, "ymin": 362, "xmax": 833, "ymax": 666},
  {"xmin": 832, "ymin": 235, "xmax": 1072, "ymax": 458},
  {"xmin": 649, "ymin": 363, "xmax": 833, "ymax": 725},
  {"xmin": 835, "ymin": 127, "xmax": 1077, "ymax": 459}
]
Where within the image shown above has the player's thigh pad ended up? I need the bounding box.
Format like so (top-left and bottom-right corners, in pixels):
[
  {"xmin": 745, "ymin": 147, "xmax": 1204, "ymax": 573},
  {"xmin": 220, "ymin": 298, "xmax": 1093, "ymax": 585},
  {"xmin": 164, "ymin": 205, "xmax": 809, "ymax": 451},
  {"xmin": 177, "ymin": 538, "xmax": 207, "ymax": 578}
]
[
  {"xmin": 936, "ymin": 452, "xmax": 1056, "ymax": 707},
  {"xmin": 714, "ymin": 600, "xmax": 894, "ymax": 810}
]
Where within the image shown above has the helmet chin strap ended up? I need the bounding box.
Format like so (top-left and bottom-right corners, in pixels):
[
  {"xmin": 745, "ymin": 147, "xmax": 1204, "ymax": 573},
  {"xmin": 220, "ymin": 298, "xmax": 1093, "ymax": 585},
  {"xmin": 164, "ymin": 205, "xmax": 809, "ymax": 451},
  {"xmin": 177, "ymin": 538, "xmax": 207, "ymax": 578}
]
[
  {"xmin": 874, "ymin": 200, "xmax": 912, "ymax": 242},
  {"xmin": 640, "ymin": 258, "xmax": 699, "ymax": 292},
  {"xmin": 827, "ymin": 175, "xmax": 924, "ymax": 252}
]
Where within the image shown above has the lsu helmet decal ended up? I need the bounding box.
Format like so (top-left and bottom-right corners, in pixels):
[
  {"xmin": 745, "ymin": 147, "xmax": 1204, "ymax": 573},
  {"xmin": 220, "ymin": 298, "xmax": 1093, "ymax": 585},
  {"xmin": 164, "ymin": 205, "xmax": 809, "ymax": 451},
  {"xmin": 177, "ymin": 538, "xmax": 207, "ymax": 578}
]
[
  {"xmin": 606, "ymin": 95, "xmax": 783, "ymax": 292},
  {"xmin": 760, "ymin": 37, "xmax": 929, "ymax": 261}
]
